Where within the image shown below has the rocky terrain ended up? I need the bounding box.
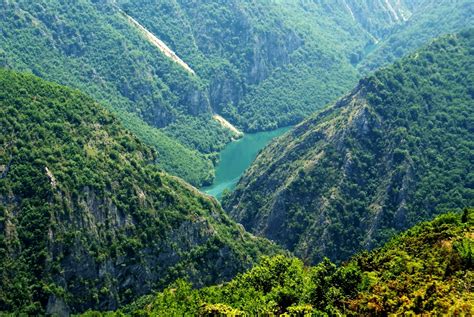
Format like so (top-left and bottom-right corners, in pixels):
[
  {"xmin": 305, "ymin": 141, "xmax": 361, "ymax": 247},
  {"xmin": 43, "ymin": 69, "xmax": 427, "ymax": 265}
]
[
  {"xmin": 0, "ymin": 69, "xmax": 279, "ymax": 314},
  {"xmin": 225, "ymin": 30, "xmax": 474, "ymax": 263}
]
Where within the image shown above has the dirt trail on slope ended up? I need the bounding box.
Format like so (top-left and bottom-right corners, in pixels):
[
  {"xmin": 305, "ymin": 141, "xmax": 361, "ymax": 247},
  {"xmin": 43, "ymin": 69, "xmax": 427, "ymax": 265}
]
[
  {"xmin": 118, "ymin": 8, "xmax": 196, "ymax": 75},
  {"xmin": 384, "ymin": 0, "xmax": 406, "ymax": 22},
  {"xmin": 213, "ymin": 114, "xmax": 243, "ymax": 137}
]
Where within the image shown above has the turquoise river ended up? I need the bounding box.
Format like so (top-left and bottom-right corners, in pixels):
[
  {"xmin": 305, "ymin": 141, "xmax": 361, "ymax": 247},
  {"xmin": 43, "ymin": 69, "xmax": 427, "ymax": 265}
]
[{"xmin": 202, "ymin": 126, "xmax": 291, "ymax": 199}]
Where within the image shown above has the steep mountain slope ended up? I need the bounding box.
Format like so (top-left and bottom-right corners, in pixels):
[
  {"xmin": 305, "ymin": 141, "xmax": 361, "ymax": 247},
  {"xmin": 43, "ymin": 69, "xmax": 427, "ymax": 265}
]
[
  {"xmin": 115, "ymin": 0, "xmax": 403, "ymax": 132},
  {"xmin": 1, "ymin": 1, "xmax": 471, "ymax": 187},
  {"xmin": 359, "ymin": 0, "xmax": 474, "ymax": 73},
  {"xmin": 0, "ymin": 69, "xmax": 280, "ymax": 315},
  {"xmin": 105, "ymin": 210, "xmax": 473, "ymax": 316},
  {"xmin": 117, "ymin": 0, "xmax": 473, "ymax": 132},
  {"xmin": 224, "ymin": 30, "xmax": 474, "ymax": 263},
  {"xmin": 0, "ymin": 0, "xmax": 228, "ymax": 186}
]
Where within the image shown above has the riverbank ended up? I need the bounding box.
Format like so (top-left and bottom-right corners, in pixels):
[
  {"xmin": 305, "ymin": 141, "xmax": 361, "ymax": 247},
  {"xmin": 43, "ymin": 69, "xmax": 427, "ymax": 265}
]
[{"xmin": 202, "ymin": 126, "xmax": 292, "ymax": 199}]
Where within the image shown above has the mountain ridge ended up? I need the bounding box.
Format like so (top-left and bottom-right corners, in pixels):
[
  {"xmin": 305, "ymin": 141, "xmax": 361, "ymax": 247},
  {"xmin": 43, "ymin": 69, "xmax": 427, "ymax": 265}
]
[
  {"xmin": 98, "ymin": 209, "xmax": 473, "ymax": 316},
  {"xmin": 1, "ymin": 0, "xmax": 471, "ymax": 186},
  {"xmin": 224, "ymin": 29, "xmax": 474, "ymax": 263},
  {"xmin": 0, "ymin": 68, "xmax": 280, "ymax": 315}
]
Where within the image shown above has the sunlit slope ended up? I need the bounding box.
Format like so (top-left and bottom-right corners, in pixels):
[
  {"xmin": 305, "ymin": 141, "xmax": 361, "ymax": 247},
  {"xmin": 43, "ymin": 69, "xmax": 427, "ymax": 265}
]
[{"xmin": 225, "ymin": 30, "xmax": 474, "ymax": 263}]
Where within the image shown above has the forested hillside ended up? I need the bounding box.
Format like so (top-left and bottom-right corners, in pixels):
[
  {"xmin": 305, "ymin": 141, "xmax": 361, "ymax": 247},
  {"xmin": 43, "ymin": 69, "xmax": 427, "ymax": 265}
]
[
  {"xmin": 0, "ymin": 69, "xmax": 280, "ymax": 315},
  {"xmin": 359, "ymin": 0, "xmax": 474, "ymax": 73},
  {"xmin": 117, "ymin": 0, "xmax": 473, "ymax": 131},
  {"xmin": 0, "ymin": 0, "xmax": 227, "ymax": 186},
  {"xmin": 225, "ymin": 30, "xmax": 474, "ymax": 263},
  {"xmin": 115, "ymin": 0, "xmax": 408, "ymax": 132},
  {"xmin": 91, "ymin": 210, "xmax": 473, "ymax": 316},
  {"xmin": 1, "ymin": 2, "xmax": 473, "ymax": 316},
  {"xmin": 1, "ymin": 0, "xmax": 471, "ymax": 186}
]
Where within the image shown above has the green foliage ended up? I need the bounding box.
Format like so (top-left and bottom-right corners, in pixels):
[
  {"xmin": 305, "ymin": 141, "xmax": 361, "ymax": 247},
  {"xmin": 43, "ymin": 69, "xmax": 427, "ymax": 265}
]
[
  {"xmin": 105, "ymin": 210, "xmax": 473, "ymax": 315},
  {"xmin": 117, "ymin": 0, "xmax": 364, "ymax": 132},
  {"xmin": 359, "ymin": 0, "xmax": 474, "ymax": 73},
  {"xmin": 118, "ymin": 0, "xmax": 473, "ymax": 132},
  {"xmin": 199, "ymin": 303, "xmax": 243, "ymax": 316},
  {"xmin": 0, "ymin": 0, "xmax": 222, "ymax": 186},
  {"xmin": 454, "ymin": 238, "xmax": 473, "ymax": 268},
  {"xmin": 225, "ymin": 30, "xmax": 474, "ymax": 263},
  {"xmin": 462, "ymin": 207, "xmax": 470, "ymax": 223},
  {"xmin": 1, "ymin": 0, "xmax": 471, "ymax": 186},
  {"xmin": 0, "ymin": 69, "xmax": 280, "ymax": 314},
  {"xmin": 116, "ymin": 111, "xmax": 216, "ymax": 186}
]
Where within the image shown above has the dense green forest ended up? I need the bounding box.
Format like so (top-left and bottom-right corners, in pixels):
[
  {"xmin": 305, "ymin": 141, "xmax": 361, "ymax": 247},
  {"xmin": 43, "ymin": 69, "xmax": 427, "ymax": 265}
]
[
  {"xmin": 1, "ymin": 2, "xmax": 473, "ymax": 315},
  {"xmin": 0, "ymin": 0, "xmax": 227, "ymax": 186},
  {"xmin": 358, "ymin": 0, "xmax": 474, "ymax": 73},
  {"xmin": 0, "ymin": 69, "xmax": 280, "ymax": 315},
  {"xmin": 81, "ymin": 209, "xmax": 474, "ymax": 316},
  {"xmin": 1, "ymin": 0, "xmax": 471, "ymax": 185},
  {"xmin": 225, "ymin": 30, "xmax": 474, "ymax": 263},
  {"xmin": 118, "ymin": 0, "xmax": 474, "ymax": 132},
  {"xmin": 117, "ymin": 0, "xmax": 361, "ymax": 131}
]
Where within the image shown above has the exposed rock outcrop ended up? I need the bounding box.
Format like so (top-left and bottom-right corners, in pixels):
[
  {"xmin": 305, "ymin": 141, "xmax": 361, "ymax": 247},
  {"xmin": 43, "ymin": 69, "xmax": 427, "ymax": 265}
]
[{"xmin": 224, "ymin": 31, "xmax": 474, "ymax": 263}]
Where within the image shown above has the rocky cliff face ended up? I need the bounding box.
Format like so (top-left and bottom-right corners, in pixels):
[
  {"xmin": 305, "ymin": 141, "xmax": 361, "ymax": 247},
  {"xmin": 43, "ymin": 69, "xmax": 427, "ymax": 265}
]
[
  {"xmin": 0, "ymin": 0, "xmax": 211, "ymax": 128},
  {"xmin": 118, "ymin": 0, "xmax": 304, "ymax": 116},
  {"xmin": 121, "ymin": 210, "xmax": 474, "ymax": 316},
  {"xmin": 3, "ymin": 181, "xmax": 272, "ymax": 315},
  {"xmin": 2, "ymin": 0, "xmax": 471, "ymax": 189},
  {"xmin": 340, "ymin": 0, "xmax": 414, "ymax": 40},
  {"xmin": 358, "ymin": 0, "xmax": 474, "ymax": 72},
  {"xmin": 224, "ymin": 30, "xmax": 474, "ymax": 263},
  {"xmin": 0, "ymin": 69, "xmax": 279, "ymax": 314}
]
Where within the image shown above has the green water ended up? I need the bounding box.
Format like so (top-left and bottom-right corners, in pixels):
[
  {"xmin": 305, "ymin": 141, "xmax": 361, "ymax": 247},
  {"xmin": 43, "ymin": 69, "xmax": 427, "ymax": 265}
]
[{"xmin": 202, "ymin": 126, "xmax": 291, "ymax": 199}]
